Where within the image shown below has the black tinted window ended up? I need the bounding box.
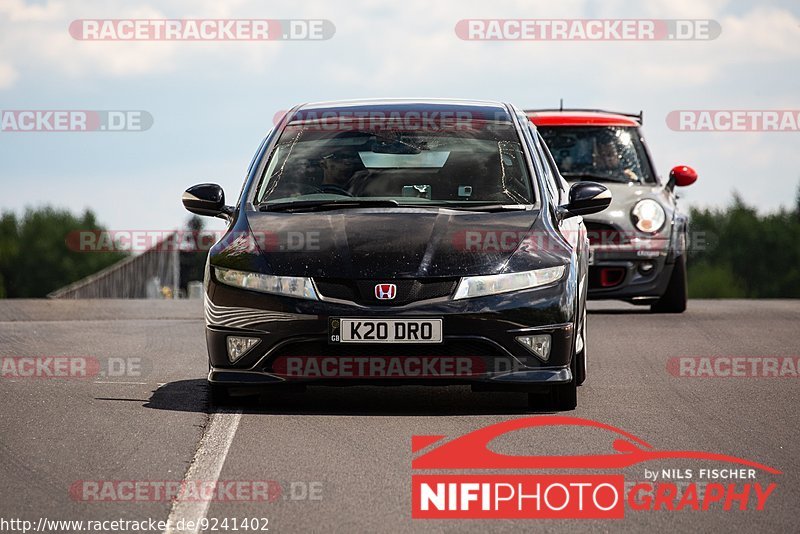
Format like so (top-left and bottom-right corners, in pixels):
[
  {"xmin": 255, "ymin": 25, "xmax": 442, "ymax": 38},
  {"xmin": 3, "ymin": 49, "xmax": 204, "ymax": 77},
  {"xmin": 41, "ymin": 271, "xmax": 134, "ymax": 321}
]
[{"xmin": 256, "ymin": 118, "xmax": 534, "ymax": 206}]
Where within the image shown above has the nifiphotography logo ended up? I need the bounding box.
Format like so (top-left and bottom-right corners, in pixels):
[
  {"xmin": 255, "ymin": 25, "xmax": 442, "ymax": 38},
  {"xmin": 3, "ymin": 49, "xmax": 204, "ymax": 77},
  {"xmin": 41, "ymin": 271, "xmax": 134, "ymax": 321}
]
[{"xmin": 411, "ymin": 417, "xmax": 780, "ymax": 519}]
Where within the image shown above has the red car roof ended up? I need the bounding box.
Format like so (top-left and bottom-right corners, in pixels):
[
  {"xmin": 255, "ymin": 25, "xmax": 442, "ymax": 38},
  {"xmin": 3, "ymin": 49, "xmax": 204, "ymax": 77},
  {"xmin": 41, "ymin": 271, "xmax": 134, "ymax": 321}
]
[{"xmin": 527, "ymin": 111, "xmax": 640, "ymax": 127}]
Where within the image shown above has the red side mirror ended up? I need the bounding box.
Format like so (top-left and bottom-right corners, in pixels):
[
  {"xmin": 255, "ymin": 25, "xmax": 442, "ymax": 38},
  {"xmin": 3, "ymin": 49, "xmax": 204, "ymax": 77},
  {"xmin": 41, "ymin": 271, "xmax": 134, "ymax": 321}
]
[{"xmin": 669, "ymin": 165, "xmax": 698, "ymax": 187}]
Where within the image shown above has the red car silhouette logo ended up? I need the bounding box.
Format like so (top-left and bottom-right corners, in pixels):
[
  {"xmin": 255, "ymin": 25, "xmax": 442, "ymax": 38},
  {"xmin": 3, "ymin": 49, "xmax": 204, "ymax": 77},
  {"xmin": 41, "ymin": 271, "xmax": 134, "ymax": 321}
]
[{"xmin": 412, "ymin": 416, "xmax": 781, "ymax": 473}]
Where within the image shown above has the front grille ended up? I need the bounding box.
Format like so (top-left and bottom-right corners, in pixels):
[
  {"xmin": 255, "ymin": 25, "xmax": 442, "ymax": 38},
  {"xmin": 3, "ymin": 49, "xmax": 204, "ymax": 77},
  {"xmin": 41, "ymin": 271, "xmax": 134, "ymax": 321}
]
[
  {"xmin": 314, "ymin": 278, "xmax": 458, "ymax": 305},
  {"xmin": 264, "ymin": 338, "xmax": 509, "ymax": 375},
  {"xmin": 270, "ymin": 339, "xmax": 502, "ymax": 359},
  {"xmin": 585, "ymin": 222, "xmax": 627, "ymax": 246}
]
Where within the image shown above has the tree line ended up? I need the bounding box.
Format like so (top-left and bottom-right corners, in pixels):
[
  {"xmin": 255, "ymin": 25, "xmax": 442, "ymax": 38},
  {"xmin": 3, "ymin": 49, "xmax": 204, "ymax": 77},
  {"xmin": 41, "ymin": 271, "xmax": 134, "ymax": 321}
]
[
  {"xmin": 0, "ymin": 208, "xmax": 127, "ymax": 298},
  {"xmin": 687, "ymin": 190, "xmax": 800, "ymax": 298}
]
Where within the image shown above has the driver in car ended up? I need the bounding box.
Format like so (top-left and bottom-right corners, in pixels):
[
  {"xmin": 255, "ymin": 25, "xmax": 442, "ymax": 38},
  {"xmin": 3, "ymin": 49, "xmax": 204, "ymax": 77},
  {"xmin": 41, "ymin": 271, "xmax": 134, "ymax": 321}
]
[
  {"xmin": 594, "ymin": 140, "xmax": 638, "ymax": 181},
  {"xmin": 319, "ymin": 150, "xmax": 368, "ymax": 194}
]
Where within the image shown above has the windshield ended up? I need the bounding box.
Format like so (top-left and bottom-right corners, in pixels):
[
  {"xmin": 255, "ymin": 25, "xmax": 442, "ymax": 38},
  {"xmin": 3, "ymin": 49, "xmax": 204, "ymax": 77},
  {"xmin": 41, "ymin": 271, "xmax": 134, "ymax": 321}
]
[
  {"xmin": 538, "ymin": 126, "xmax": 654, "ymax": 183},
  {"xmin": 255, "ymin": 118, "xmax": 535, "ymax": 207}
]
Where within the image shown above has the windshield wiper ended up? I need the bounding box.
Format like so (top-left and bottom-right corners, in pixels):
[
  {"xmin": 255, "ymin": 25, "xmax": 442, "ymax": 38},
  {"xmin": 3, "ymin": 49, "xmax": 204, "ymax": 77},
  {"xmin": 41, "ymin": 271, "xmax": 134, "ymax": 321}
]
[
  {"xmin": 259, "ymin": 199, "xmax": 400, "ymax": 213},
  {"xmin": 561, "ymin": 172, "xmax": 632, "ymax": 183},
  {"xmin": 260, "ymin": 200, "xmax": 529, "ymax": 213},
  {"xmin": 437, "ymin": 203, "xmax": 529, "ymax": 212}
]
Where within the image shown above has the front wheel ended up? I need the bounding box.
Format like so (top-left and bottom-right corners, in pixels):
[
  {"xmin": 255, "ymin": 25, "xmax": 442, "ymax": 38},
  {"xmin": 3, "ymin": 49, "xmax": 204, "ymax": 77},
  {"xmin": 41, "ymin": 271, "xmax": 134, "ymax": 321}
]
[
  {"xmin": 575, "ymin": 305, "xmax": 587, "ymax": 386},
  {"xmin": 651, "ymin": 255, "xmax": 688, "ymax": 313},
  {"xmin": 207, "ymin": 358, "xmax": 233, "ymax": 407},
  {"xmin": 527, "ymin": 381, "xmax": 577, "ymax": 412},
  {"xmin": 527, "ymin": 339, "xmax": 578, "ymax": 412},
  {"xmin": 208, "ymin": 382, "xmax": 232, "ymax": 407}
]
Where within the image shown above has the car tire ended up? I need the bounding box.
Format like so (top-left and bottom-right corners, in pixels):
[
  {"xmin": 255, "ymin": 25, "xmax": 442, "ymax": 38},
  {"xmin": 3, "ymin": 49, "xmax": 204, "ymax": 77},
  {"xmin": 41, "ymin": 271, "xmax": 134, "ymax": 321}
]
[
  {"xmin": 208, "ymin": 381, "xmax": 233, "ymax": 407},
  {"xmin": 527, "ymin": 289, "xmax": 583, "ymax": 411},
  {"xmin": 527, "ymin": 333, "xmax": 578, "ymax": 412},
  {"xmin": 527, "ymin": 380, "xmax": 577, "ymax": 412},
  {"xmin": 651, "ymin": 255, "xmax": 688, "ymax": 313},
  {"xmin": 207, "ymin": 358, "xmax": 233, "ymax": 407},
  {"xmin": 575, "ymin": 305, "xmax": 587, "ymax": 386}
]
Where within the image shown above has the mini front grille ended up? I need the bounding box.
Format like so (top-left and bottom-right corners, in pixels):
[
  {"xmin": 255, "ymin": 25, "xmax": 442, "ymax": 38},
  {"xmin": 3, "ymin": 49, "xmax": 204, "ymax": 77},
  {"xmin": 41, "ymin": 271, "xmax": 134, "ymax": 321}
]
[{"xmin": 314, "ymin": 278, "xmax": 458, "ymax": 305}]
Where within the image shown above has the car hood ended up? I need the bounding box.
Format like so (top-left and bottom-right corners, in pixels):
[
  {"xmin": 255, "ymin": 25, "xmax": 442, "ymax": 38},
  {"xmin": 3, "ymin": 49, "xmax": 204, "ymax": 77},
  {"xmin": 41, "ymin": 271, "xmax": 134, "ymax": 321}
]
[{"xmin": 239, "ymin": 208, "xmax": 546, "ymax": 278}]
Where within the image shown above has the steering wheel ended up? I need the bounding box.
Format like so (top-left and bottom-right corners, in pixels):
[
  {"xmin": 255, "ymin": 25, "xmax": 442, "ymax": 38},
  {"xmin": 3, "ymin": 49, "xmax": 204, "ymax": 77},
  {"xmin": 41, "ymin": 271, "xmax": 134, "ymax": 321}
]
[{"xmin": 314, "ymin": 183, "xmax": 354, "ymax": 197}]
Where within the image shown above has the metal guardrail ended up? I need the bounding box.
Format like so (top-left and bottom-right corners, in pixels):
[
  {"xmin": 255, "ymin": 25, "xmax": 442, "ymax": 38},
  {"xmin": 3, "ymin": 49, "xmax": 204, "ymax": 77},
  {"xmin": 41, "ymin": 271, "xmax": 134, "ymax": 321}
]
[{"xmin": 48, "ymin": 233, "xmax": 180, "ymax": 299}]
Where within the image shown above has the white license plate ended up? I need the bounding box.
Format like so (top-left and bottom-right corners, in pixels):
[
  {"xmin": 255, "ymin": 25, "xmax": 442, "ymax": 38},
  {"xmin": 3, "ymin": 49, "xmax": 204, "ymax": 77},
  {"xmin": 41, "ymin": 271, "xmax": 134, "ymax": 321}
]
[{"xmin": 331, "ymin": 318, "xmax": 443, "ymax": 344}]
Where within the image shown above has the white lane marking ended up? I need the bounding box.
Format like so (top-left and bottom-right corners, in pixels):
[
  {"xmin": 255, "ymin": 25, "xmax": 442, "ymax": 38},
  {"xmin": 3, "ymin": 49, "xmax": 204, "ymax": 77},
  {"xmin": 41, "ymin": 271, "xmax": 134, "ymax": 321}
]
[{"xmin": 163, "ymin": 409, "xmax": 243, "ymax": 534}]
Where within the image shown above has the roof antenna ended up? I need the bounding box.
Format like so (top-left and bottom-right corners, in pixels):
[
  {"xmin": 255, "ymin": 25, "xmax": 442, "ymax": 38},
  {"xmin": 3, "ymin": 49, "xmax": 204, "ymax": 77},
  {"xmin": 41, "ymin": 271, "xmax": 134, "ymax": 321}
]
[{"xmin": 559, "ymin": 98, "xmax": 564, "ymax": 111}]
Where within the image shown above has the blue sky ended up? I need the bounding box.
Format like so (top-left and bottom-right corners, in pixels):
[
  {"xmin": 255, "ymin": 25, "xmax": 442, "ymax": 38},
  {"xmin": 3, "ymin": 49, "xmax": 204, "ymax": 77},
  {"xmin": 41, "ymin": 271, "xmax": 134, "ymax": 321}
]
[{"xmin": 1, "ymin": 0, "xmax": 798, "ymax": 234}]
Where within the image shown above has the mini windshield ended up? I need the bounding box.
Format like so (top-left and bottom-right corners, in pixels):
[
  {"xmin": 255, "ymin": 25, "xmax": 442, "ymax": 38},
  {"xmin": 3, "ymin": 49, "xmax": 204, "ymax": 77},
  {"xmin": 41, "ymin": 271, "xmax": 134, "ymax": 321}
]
[
  {"xmin": 538, "ymin": 126, "xmax": 654, "ymax": 183},
  {"xmin": 255, "ymin": 117, "xmax": 535, "ymax": 206}
]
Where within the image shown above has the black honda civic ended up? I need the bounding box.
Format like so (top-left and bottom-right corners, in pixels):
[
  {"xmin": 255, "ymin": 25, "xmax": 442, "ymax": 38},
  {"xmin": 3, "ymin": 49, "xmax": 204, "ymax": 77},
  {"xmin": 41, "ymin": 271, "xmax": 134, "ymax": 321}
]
[{"xmin": 182, "ymin": 99, "xmax": 611, "ymax": 411}]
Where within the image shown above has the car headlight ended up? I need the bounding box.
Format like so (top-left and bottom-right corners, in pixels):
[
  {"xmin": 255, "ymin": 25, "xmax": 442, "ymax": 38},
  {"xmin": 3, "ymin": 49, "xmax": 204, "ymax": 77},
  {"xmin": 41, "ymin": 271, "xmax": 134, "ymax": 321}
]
[
  {"xmin": 453, "ymin": 265, "xmax": 565, "ymax": 300},
  {"xmin": 214, "ymin": 266, "xmax": 318, "ymax": 300},
  {"xmin": 631, "ymin": 199, "xmax": 666, "ymax": 233}
]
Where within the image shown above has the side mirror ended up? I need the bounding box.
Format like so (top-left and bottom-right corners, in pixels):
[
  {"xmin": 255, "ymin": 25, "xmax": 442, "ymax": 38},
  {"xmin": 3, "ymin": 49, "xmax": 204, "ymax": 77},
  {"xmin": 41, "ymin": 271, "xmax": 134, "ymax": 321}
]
[
  {"xmin": 182, "ymin": 183, "xmax": 233, "ymax": 219},
  {"xmin": 563, "ymin": 182, "xmax": 612, "ymax": 217},
  {"xmin": 669, "ymin": 165, "xmax": 698, "ymax": 188}
]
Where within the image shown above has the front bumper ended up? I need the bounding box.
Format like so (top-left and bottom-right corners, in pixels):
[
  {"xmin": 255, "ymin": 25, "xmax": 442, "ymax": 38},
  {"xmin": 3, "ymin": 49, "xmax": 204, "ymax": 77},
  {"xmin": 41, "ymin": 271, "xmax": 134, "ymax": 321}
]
[
  {"xmin": 587, "ymin": 239, "xmax": 674, "ymax": 300},
  {"xmin": 205, "ymin": 277, "xmax": 577, "ymax": 389}
]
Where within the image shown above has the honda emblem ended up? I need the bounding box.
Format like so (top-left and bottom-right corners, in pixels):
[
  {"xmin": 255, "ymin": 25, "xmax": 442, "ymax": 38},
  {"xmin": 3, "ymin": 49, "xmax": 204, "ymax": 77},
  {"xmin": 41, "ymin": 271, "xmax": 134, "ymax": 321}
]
[{"xmin": 375, "ymin": 283, "xmax": 397, "ymax": 300}]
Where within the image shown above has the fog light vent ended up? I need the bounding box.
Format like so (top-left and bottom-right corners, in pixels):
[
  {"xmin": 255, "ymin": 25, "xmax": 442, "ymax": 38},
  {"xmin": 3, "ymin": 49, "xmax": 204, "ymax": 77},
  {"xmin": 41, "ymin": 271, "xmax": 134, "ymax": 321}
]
[
  {"xmin": 226, "ymin": 336, "xmax": 260, "ymax": 363},
  {"xmin": 638, "ymin": 261, "xmax": 656, "ymax": 275},
  {"xmin": 516, "ymin": 334, "xmax": 552, "ymax": 362}
]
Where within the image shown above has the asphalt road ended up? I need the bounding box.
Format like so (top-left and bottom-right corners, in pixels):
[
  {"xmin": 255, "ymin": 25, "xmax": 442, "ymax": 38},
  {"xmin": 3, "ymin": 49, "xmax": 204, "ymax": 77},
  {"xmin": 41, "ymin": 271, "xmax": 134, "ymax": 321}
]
[{"xmin": 0, "ymin": 299, "xmax": 797, "ymax": 533}]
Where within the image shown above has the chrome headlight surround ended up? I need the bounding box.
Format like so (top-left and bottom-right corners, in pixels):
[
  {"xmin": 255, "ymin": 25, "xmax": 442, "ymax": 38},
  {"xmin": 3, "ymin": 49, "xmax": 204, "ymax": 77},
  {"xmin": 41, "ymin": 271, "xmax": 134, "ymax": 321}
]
[
  {"xmin": 631, "ymin": 199, "xmax": 666, "ymax": 234},
  {"xmin": 214, "ymin": 266, "xmax": 318, "ymax": 300},
  {"xmin": 453, "ymin": 265, "xmax": 566, "ymax": 300}
]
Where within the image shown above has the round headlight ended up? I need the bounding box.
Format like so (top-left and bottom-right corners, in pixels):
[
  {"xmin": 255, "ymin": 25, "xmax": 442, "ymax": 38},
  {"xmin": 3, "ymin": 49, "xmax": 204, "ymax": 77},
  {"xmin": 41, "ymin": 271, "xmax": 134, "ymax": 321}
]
[{"xmin": 631, "ymin": 199, "xmax": 666, "ymax": 233}]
